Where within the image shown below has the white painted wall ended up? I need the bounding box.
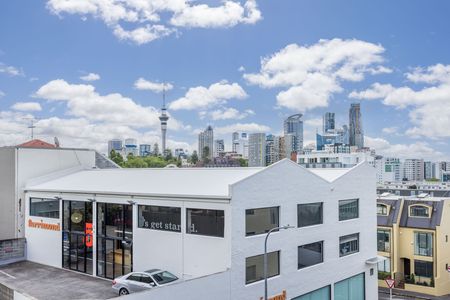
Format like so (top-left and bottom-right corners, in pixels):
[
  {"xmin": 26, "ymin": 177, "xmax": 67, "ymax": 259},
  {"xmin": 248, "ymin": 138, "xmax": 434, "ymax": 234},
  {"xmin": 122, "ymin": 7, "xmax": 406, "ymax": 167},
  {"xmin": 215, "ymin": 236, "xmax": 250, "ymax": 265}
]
[{"xmin": 229, "ymin": 160, "xmax": 377, "ymax": 300}]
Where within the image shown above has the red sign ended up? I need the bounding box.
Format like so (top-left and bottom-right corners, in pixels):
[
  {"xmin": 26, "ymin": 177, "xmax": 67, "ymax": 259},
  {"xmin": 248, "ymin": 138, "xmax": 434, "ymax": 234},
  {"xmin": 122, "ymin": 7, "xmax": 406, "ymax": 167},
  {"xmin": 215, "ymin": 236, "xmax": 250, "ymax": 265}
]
[
  {"xmin": 385, "ymin": 278, "xmax": 395, "ymax": 289},
  {"xmin": 85, "ymin": 223, "xmax": 93, "ymax": 248}
]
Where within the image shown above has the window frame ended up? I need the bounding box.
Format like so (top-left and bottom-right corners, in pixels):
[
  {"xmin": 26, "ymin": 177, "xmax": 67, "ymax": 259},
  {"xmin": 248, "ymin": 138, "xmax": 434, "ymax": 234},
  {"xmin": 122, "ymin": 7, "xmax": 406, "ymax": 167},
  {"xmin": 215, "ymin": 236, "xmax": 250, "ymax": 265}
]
[
  {"xmin": 245, "ymin": 206, "xmax": 280, "ymax": 237},
  {"xmin": 414, "ymin": 231, "xmax": 433, "ymax": 257},
  {"xmin": 414, "ymin": 260, "xmax": 433, "ymax": 278},
  {"xmin": 338, "ymin": 199, "xmax": 359, "ymax": 221},
  {"xmin": 245, "ymin": 250, "xmax": 280, "ymax": 285},
  {"xmin": 298, "ymin": 241, "xmax": 324, "ymax": 270},
  {"xmin": 409, "ymin": 205, "xmax": 431, "ymax": 218},
  {"xmin": 29, "ymin": 197, "xmax": 60, "ymax": 219},
  {"xmin": 297, "ymin": 202, "xmax": 323, "ymax": 228},
  {"xmin": 377, "ymin": 229, "xmax": 391, "ymax": 252},
  {"xmin": 138, "ymin": 205, "xmax": 181, "ymax": 233},
  {"xmin": 339, "ymin": 233, "xmax": 360, "ymax": 257},
  {"xmin": 186, "ymin": 208, "xmax": 225, "ymax": 238},
  {"xmin": 377, "ymin": 204, "xmax": 388, "ymax": 216}
]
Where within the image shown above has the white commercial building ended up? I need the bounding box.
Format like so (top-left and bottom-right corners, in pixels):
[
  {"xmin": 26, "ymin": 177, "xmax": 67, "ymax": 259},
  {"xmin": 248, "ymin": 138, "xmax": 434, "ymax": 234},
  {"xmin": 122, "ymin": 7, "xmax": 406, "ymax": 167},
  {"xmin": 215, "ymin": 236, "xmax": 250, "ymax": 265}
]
[
  {"xmin": 248, "ymin": 133, "xmax": 266, "ymax": 167},
  {"xmin": 23, "ymin": 160, "xmax": 377, "ymax": 300},
  {"xmin": 297, "ymin": 149, "xmax": 375, "ymax": 169},
  {"xmin": 403, "ymin": 159, "xmax": 424, "ymax": 182},
  {"xmin": 375, "ymin": 157, "xmax": 402, "ymax": 183}
]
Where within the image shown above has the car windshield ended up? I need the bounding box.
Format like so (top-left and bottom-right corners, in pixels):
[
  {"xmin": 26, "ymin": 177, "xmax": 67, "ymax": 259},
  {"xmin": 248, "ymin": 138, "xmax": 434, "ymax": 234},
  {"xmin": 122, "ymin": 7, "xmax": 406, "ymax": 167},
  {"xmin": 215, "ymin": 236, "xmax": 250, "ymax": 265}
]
[{"xmin": 152, "ymin": 271, "xmax": 178, "ymax": 285}]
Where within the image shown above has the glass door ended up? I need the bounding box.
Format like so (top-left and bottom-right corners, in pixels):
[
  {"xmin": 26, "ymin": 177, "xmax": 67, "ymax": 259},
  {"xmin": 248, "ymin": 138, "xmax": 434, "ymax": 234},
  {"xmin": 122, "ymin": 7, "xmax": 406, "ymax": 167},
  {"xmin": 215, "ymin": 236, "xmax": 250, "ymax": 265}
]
[
  {"xmin": 62, "ymin": 200, "xmax": 93, "ymax": 275},
  {"xmin": 96, "ymin": 203, "xmax": 133, "ymax": 279}
]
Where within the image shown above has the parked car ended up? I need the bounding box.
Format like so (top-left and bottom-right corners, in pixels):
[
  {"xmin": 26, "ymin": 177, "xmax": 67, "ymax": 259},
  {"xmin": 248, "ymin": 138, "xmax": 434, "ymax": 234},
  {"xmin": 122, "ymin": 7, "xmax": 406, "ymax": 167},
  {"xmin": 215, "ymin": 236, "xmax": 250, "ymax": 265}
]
[{"xmin": 112, "ymin": 269, "xmax": 179, "ymax": 296}]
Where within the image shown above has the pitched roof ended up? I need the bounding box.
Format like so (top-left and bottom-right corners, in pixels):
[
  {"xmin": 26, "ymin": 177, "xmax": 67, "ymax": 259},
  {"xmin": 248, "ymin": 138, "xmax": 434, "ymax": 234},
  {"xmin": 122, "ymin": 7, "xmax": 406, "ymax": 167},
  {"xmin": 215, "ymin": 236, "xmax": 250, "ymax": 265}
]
[{"xmin": 17, "ymin": 139, "xmax": 55, "ymax": 148}]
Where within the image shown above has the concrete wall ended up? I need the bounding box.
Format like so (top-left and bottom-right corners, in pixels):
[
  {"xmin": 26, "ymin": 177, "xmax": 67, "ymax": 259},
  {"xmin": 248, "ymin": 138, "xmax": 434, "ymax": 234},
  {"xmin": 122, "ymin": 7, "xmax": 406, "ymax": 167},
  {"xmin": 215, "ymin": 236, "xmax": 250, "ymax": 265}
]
[
  {"xmin": 0, "ymin": 148, "xmax": 16, "ymax": 241},
  {"xmin": 230, "ymin": 160, "xmax": 378, "ymax": 300},
  {"xmin": 0, "ymin": 239, "xmax": 26, "ymax": 265}
]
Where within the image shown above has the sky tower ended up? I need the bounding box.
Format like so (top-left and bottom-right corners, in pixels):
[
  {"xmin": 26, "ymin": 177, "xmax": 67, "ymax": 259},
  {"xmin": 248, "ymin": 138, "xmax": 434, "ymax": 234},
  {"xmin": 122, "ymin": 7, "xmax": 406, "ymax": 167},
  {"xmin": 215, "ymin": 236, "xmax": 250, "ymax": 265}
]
[{"xmin": 159, "ymin": 88, "xmax": 169, "ymax": 155}]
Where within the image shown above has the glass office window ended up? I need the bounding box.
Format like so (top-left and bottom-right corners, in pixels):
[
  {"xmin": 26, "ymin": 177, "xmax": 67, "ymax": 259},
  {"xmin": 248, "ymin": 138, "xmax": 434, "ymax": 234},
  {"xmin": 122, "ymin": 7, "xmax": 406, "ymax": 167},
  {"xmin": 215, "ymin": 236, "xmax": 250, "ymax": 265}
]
[
  {"xmin": 30, "ymin": 198, "xmax": 60, "ymax": 218},
  {"xmin": 246, "ymin": 206, "xmax": 279, "ymax": 236},
  {"xmin": 414, "ymin": 260, "xmax": 433, "ymax": 278},
  {"xmin": 298, "ymin": 241, "xmax": 323, "ymax": 269},
  {"xmin": 334, "ymin": 273, "xmax": 365, "ymax": 300},
  {"xmin": 339, "ymin": 233, "xmax": 359, "ymax": 257},
  {"xmin": 414, "ymin": 232, "xmax": 433, "ymax": 256},
  {"xmin": 292, "ymin": 286, "xmax": 330, "ymax": 300},
  {"xmin": 298, "ymin": 203, "xmax": 323, "ymax": 227},
  {"xmin": 245, "ymin": 251, "xmax": 280, "ymax": 284},
  {"xmin": 138, "ymin": 205, "xmax": 181, "ymax": 232},
  {"xmin": 410, "ymin": 206, "xmax": 429, "ymax": 217},
  {"xmin": 186, "ymin": 208, "xmax": 224, "ymax": 237},
  {"xmin": 377, "ymin": 229, "xmax": 390, "ymax": 252},
  {"xmin": 339, "ymin": 199, "xmax": 359, "ymax": 221}
]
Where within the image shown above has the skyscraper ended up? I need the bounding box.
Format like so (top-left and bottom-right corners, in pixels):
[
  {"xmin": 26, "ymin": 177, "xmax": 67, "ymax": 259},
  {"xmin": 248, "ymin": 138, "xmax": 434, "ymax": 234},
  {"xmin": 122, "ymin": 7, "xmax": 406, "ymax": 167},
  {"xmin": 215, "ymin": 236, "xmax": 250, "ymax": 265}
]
[
  {"xmin": 248, "ymin": 133, "xmax": 266, "ymax": 167},
  {"xmin": 159, "ymin": 90, "xmax": 169, "ymax": 155},
  {"xmin": 323, "ymin": 112, "xmax": 335, "ymax": 133},
  {"xmin": 214, "ymin": 139, "xmax": 225, "ymax": 158},
  {"xmin": 265, "ymin": 134, "xmax": 276, "ymax": 166},
  {"xmin": 284, "ymin": 114, "xmax": 303, "ymax": 152},
  {"xmin": 403, "ymin": 159, "xmax": 424, "ymax": 181},
  {"xmin": 198, "ymin": 126, "xmax": 214, "ymax": 160},
  {"xmin": 107, "ymin": 139, "xmax": 123, "ymax": 156},
  {"xmin": 349, "ymin": 103, "xmax": 364, "ymax": 149}
]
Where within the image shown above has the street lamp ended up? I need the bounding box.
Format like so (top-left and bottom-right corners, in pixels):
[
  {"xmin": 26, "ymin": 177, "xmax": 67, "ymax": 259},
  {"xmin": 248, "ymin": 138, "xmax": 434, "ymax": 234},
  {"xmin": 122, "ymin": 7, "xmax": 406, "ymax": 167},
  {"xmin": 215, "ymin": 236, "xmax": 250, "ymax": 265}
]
[{"xmin": 264, "ymin": 224, "xmax": 294, "ymax": 300}]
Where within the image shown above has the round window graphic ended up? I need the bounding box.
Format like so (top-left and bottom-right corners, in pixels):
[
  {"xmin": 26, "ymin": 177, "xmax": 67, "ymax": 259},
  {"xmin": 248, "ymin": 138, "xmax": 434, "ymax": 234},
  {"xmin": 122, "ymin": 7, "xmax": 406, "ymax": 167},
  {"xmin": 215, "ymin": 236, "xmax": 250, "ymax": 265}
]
[{"xmin": 71, "ymin": 211, "xmax": 83, "ymax": 224}]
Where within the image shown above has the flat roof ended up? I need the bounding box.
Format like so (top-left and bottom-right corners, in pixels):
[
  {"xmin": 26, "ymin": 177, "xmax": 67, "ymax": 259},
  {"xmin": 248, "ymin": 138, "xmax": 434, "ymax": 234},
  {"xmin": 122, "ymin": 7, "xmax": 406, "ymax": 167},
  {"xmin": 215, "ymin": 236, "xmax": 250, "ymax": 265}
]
[{"xmin": 308, "ymin": 168, "xmax": 352, "ymax": 182}]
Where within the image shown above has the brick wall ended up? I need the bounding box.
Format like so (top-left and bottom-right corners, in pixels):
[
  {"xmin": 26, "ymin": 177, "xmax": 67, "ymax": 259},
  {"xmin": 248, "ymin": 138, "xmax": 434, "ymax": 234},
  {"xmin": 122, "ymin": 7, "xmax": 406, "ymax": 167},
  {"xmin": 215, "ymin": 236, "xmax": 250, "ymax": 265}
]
[{"xmin": 0, "ymin": 239, "xmax": 26, "ymax": 265}]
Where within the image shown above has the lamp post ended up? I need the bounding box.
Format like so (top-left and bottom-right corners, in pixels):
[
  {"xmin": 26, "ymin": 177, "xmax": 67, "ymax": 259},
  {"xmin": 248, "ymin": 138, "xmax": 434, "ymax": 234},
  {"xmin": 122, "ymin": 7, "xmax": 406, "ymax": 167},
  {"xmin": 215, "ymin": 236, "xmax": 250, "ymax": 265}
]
[{"xmin": 264, "ymin": 225, "xmax": 294, "ymax": 300}]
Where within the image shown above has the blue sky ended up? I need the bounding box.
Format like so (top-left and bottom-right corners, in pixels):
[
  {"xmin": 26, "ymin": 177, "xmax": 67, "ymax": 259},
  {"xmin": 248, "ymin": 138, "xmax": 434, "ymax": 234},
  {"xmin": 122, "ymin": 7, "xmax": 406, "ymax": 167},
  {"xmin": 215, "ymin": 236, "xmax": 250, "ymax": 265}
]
[{"xmin": 1, "ymin": 0, "xmax": 450, "ymax": 159}]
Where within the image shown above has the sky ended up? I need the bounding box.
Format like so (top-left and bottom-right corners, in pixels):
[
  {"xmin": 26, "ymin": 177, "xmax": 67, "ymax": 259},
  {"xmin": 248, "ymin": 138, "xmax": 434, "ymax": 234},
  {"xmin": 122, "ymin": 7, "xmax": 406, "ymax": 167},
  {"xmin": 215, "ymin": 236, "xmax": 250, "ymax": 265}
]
[{"xmin": 1, "ymin": 0, "xmax": 450, "ymax": 160}]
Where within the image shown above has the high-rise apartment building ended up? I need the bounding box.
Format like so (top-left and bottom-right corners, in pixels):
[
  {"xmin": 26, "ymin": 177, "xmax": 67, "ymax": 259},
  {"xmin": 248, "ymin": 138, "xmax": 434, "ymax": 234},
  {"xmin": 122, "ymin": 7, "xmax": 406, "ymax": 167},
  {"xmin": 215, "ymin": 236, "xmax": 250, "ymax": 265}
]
[
  {"xmin": 108, "ymin": 139, "xmax": 123, "ymax": 155},
  {"xmin": 214, "ymin": 139, "xmax": 225, "ymax": 158},
  {"xmin": 323, "ymin": 112, "xmax": 335, "ymax": 133},
  {"xmin": 124, "ymin": 138, "xmax": 139, "ymax": 157},
  {"xmin": 403, "ymin": 159, "xmax": 425, "ymax": 181},
  {"xmin": 284, "ymin": 133, "xmax": 297, "ymax": 159},
  {"xmin": 139, "ymin": 144, "xmax": 151, "ymax": 157},
  {"xmin": 349, "ymin": 103, "xmax": 364, "ymax": 149},
  {"xmin": 274, "ymin": 136, "xmax": 286, "ymax": 161},
  {"xmin": 375, "ymin": 157, "xmax": 402, "ymax": 183},
  {"xmin": 198, "ymin": 126, "xmax": 214, "ymax": 160},
  {"xmin": 248, "ymin": 133, "xmax": 266, "ymax": 167},
  {"xmin": 424, "ymin": 161, "xmax": 433, "ymax": 180},
  {"xmin": 284, "ymin": 114, "xmax": 303, "ymax": 152},
  {"xmin": 265, "ymin": 134, "xmax": 276, "ymax": 166},
  {"xmin": 232, "ymin": 132, "xmax": 249, "ymax": 159}
]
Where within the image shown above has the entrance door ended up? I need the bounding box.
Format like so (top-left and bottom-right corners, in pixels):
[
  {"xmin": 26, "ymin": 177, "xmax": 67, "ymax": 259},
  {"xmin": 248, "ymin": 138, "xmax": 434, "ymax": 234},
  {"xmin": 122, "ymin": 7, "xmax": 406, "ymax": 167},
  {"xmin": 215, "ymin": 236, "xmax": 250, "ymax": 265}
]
[
  {"xmin": 96, "ymin": 203, "xmax": 133, "ymax": 279},
  {"xmin": 404, "ymin": 258, "xmax": 411, "ymax": 278},
  {"xmin": 62, "ymin": 201, "xmax": 93, "ymax": 275}
]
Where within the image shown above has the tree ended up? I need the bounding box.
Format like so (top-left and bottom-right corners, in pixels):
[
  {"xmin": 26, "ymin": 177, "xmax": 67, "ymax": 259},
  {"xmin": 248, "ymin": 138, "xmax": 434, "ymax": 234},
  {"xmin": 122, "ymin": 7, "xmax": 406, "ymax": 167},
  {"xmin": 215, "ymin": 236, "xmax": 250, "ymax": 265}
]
[
  {"xmin": 122, "ymin": 156, "xmax": 148, "ymax": 168},
  {"xmin": 202, "ymin": 146, "xmax": 210, "ymax": 164},
  {"xmin": 238, "ymin": 158, "xmax": 248, "ymax": 167},
  {"xmin": 109, "ymin": 150, "xmax": 124, "ymax": 166},
  {"xmin": 190, "ymin": 151, "xmax": 199, "ymax": 165}
]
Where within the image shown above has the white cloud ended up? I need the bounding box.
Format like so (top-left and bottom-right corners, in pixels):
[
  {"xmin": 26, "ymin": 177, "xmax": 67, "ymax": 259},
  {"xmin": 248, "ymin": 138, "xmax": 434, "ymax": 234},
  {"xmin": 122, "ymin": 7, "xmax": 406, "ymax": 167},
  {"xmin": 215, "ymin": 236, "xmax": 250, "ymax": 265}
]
[
  {"xmin": 11, "ymin": 102, "xmax": 42, "ymax": 112},
  {"xmin": 200, "ymin": 107, "xmax": 254, "ymax": 120},
  {"xmin": 349, "ymin": 64, "xmax": 450, "ymax": 138},
  {"xmin": 381, "ymin": 127, "xmax": 398, "ymax": 135},
  {"xmin": 365, "ymin": 136, "xmax": 448, "ymax": 160},
  {"xmin": 134, "ymin": 78, "xmax": 173, "ymax": 93},
  {"xmin": 244, "ymin": 38, "xmax": 389, "ymax": 111},
  {"xmin": 214, "ymin": 122, "xmax": 269, "ymax": 135},
  {"xmin": 238, "ymin": 66, "xmax": 245, "ymax": 72},
  {"xmin": 0, "ymin": 90, "xmax": 5, "ymax": 98},
  {"xmin": 34, "ymin": 79, "xmax": 185, "ymax": 130},
  {"xmin": 169, "ymin": 81, "xmax": 247, "ymax": 110},
  {"xmin": 80, "ymin": 72, "xmax": 100, "ymax": 81},
  {"xmin": 0, "ymin": 63, "xmax": 24, "ymax": 77},
  {"xmin": 46, "ymin": 0, "xmax": 261, "ymax": 44},
  {"xmin": 304, "ymin": 118, "xmax": 322, "ymax": 128}
]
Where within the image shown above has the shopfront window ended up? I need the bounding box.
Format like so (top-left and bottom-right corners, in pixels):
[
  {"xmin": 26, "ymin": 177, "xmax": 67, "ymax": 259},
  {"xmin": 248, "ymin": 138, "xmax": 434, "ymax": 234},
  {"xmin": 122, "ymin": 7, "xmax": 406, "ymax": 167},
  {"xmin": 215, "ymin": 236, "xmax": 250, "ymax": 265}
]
[
  {"xmin": 30, "ymin": 198, "xmax": 59, "ymax": 219},
  {"xmin": 334, "ymin": 273, "xmax": 365, "ymax": 300},
  {"xmin": 138, "ymin": 205, "xmax": 181, "ymax": 232},
  {"xmin": 186, "ymin": 208, "xmax": 224, "ymax": 237},
  {"xmin": 292, "ymin": 286, "xmax": 330, "ymax": 300}
]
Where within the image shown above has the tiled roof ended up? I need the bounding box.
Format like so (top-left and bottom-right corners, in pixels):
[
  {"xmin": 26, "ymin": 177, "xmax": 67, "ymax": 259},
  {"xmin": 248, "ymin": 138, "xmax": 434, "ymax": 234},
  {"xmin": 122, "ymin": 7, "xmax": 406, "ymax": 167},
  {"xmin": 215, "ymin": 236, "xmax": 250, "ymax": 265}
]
[{"xmin": 17, "ymin": 139, "xmax": 55, "ymax": 148}]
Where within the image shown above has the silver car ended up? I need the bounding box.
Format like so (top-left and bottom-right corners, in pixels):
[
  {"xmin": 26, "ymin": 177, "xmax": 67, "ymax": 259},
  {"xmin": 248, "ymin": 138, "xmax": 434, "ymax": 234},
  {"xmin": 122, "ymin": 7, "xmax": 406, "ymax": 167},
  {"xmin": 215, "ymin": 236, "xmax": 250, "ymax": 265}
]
[{"xmin": 112, "ymin": 269, "xmax": 179, "ymax": 296}]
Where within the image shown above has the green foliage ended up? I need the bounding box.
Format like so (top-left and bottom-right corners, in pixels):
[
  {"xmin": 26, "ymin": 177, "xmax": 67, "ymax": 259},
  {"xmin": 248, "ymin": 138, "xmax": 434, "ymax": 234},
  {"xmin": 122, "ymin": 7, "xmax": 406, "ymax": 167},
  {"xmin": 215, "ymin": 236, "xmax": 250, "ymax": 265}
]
[
  {"xmin": 118, "ymin": 153, "xmax": 181, "ymax": 169},
  {"xmin": 109, "ymin": 150, "xmax": 124, "ymax": 165},
  {"xmin": 377, "ymin": 271, "xmax": 391, "ymax": 280},
  {"xmin": 238, "ymin": 158, "xmax": 248, "ymax": 167},
  {"xmin": 426, "ymin": 178, "xmax": 440, "ymax": 182},
  {"xmin": 190, "ymin": 150, "xmax": 199, "ymax": 165},
  {"xmin": 201, "ymin": 146, "xmax": 210, "ymax": 163}
]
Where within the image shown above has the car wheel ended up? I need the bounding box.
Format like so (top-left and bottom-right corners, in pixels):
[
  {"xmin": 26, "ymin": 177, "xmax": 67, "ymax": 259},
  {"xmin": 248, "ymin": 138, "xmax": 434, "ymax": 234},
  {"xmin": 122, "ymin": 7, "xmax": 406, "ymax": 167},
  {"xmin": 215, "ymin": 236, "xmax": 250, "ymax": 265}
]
[{"xmin": 119, "ymin": 288, "xmax": 129, "ymax": 296}]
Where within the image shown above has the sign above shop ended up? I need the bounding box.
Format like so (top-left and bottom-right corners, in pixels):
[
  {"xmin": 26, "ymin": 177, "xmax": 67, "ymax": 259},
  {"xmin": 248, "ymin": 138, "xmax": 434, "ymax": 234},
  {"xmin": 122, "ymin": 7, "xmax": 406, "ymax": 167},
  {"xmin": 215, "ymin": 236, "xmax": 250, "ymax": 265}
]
[
  {"xmin": 28, "ymin": 219, "xmax": 60, "ymax": 231},
  {"xmin": 260, "ymin": 290, "xmax": 286, "ymax": 300}
]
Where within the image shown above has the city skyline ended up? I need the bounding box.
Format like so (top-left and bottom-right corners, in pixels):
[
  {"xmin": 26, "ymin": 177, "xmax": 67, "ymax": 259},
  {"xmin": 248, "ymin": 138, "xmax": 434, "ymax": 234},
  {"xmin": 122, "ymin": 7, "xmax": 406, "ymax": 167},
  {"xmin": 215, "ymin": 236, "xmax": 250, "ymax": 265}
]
[{"xmin": 1, "ymin": 1, "xmax": 450, "ymax": 161}]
